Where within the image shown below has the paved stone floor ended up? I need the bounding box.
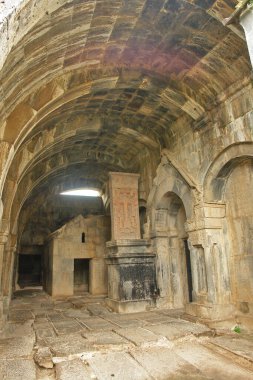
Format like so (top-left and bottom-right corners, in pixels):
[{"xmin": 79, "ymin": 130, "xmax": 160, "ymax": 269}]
[{"xmin": 0, "ymin": 289, "xmax": 253, "ymax": 379}]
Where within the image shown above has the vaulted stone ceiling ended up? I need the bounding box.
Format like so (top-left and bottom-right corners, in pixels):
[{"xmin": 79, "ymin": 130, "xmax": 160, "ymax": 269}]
[{"xmin": 0, "ymin": 0, "xmax": 251, "ymax": 242}]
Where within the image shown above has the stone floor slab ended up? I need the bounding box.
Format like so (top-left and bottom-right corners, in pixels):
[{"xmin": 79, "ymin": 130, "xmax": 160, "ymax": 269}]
[
  {"xmin": 8, "ymin": 309, "xmax": 34, "ymax": 322},
  {"xmin": 52, "ymin": 320, "xmax": 83, "ymax": 335},
  {"xmin": 87, "ymin": 351, "xmax": 152, "ymax": 380},
  {"xmin": 145, "ymin": 321, "xmax": 210, "ymax": 341},
  {"xmin": 5, "ymin": 358, "xmax": 36, "ymax": 380},
  {"xmin": 210, "ymin": 334, "xmax": 253, "ymax": 361},
  {"xmin": 174, "ymin": 341, "xmax": 253, "ymax": 380},
  {"xmin": 0, "ymin": 334, "xmax": 35, "ymax": 359},
  {"xmin": 45, "ymin": 333, "xmax": 96, "ymax": 358},
  {"xmin": 63, "ymin": 309, "xmax": 90, "ymax": 318},
  {"xmin": 36, "ymin": 328, "xmax": 57, "ymax": 340},
  {"xmin": 131, "ymin": 347, "xmax": 209, "ymax": 380},
  {"xmin": 114, "ymin": 326, "xmax": 162, "ymax": 346},
  {"xmin": 86, "ymin": 303, "xmax": 111, "ymax": 316},
  {"xmin": 1, "ymin": 320, "xmax": 34, "ymax": 338},
  {"xmin": 2, "ymin": 289, "xmax": 253, "ymax": 380},
  {"xmin": 56, "ymin": 358, "xmax": 93, "ymax": 379},
  {"xmin": 105, "ymin": 317, "xmax": 144, "ymax": 329},
  {"xmin": 82, "ymin": 330, "xmax": 131, "ymax": 348},
  {"xmin": 77, "ymin": 316, "xmax": 116, "ymax": 330},
  {"xmin": 140, "ymin": 314, "xmax": 178, "ymax": 325}
]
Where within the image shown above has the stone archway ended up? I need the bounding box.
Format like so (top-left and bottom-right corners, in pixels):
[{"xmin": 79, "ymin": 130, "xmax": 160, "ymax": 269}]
[
  {"xmin": 224, "ymin": 159, "xmax": 253, "ymax": 313},
  {"xmin": 203, "ymin": 143, "xmax": 253, "ymax": 327},
  {"xmin": 147, "ymin": 156, "xmax": 196, "ymax": 309},
  {"xmin": 203, "ymin": 142, "xmax": 253, "ymax": 203},
  {"xmin": 154, "ymin": 191, "xmax": 191, "ymax": 308}
]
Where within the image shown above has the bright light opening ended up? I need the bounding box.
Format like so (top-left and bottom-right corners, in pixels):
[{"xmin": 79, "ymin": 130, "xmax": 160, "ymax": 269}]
[{"xmin": 60, "ymin": 189, "xmax": 101, "ymax": 197}]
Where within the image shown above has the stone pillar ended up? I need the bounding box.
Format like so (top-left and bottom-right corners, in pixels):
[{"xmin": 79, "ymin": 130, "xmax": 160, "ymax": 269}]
[
  {"xmin": 0, "ymin": 236, "xmax": 17, "ymax": 329},
  {"xmin": 0, "ymin": 233, "xmax": 8, "ymax": 330},
  {"xmin": 185, "ymin": 203, "xmax": 234, "ymax": 321},
  {"xmin": 106, "ymin": 172, "xmax": 156, "ymax": 313},
  {"xmin": 151, "ymin": 230, "xmax": 172, "ymax": 308},
  {"xmin": 240, "ymin": 6, "xmax": 253, "ymax": 68},
  {"xmin": 89, "ymin": 258, "xmax": 107, "ymax": 295}
]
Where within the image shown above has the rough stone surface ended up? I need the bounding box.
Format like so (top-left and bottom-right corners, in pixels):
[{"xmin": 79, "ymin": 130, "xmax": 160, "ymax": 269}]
[
  {"xmin": 0, "ymin": 2, "xmax": 253, "ymax": 379},
  {"xmin": 55, "ymin": 359, "xmax": 92, "ymax": 380},
  {"xmin": 45, "ymin": 215, "xmax": 110, "ymax": 297},
  {"xmin": 0, "ymin": 290, "xmax": 253, "ymax": 379},
  {"xmin": 34, "ymin": 347, "xmax": 54, "ymax": 369},
  {"xmin": 87, "ymin": 351, "xmax": 151, "ymax": 380},
  {"xmin": 3, "ymin": 358, "xmax": 37, "ymax": 380}
]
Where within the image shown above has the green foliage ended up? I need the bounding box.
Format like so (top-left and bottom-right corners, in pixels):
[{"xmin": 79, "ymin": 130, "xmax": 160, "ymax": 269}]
[{"xmin": 233, "ymin": 325, "xmax": 241, "ymax": 333}]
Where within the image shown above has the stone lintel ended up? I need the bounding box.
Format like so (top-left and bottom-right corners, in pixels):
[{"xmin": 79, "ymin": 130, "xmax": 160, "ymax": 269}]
[
  {"xmin": 105, "ymin": 256, "xmax": 155, "ymax": 266},
  {"xmin": 106, "ymin": 239, "xmax": 153, "ymax": 258},
  {"xmin": 106, "ymin": 239, "xmax": 151, "ymax": 247},
  {"xmin": 150, "ymin": 231, "xmax": 176, "ymax": 239}
]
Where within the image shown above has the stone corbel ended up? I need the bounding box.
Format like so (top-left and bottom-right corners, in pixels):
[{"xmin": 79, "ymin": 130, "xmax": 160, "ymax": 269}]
[{"xmin": 188, "ymin": 202, "xmax": 226, "ymax": 234}]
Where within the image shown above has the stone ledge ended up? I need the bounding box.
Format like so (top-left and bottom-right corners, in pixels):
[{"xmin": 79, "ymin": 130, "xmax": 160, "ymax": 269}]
[{"xmin": 105, "ymin": 298, "xmax": 153, "ymax": 314}]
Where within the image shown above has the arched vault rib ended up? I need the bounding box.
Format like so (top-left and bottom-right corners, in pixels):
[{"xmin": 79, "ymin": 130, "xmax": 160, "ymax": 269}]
[
  {"xmin": 0, "ymin": 0, "xmax": 250, "ymax": 141},
  {"xmin": 2, "ymin": 68, "xmax": 206, "ymax": 148},
  {"xmin": 2, "ymin": 130, "xmax": 160, "ymax": 234},
  {"xmin": 0, "ymin": 0, "xmax": 243, "ymax": 73},
  {"xmin": 7, "ymin": 157, "xmax": 140, "ymax": 235},
  {"xmin": 5, "ymin": 104, "xmax": 161, "ymax": 193},
  {"xmin": 0, "ymin": 69, "xmax": 207, "ymax": 197},
  {"xmin": 0, "ymin": 0, "xmax": 251, "ymax": 233}
]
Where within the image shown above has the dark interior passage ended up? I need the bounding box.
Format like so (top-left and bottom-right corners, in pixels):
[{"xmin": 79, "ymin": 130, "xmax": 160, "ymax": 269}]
[
  {"xmin": 74, "ymin": 259, "xmax": 89, "ymax": 293},
  {"xmin": 18, "ymin": 254, "xmax": 42, "ymax": 287},
  {"xmin": 184, "ymin": 240, "xmax": 193, "ymax": 303}
]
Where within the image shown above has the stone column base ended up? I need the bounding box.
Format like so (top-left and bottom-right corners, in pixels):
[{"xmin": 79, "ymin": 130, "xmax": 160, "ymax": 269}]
[
  {"xmin": 106, "ymin": 298, "xmax": 153, "ymax": 314},
  {"xmin": 185, "ymin": 302, "xmax": 235, "ymax": 323},
  {"xmin": 0, "ymin": 296, "xmax": 8, "ymax": 331},
  {"xmin": 185, "ymin": 302, "xmax": 253, "ymax": 331},
  {"xmin": 105, "ymin": 239, "xmax": 157, "ymax": 313}
]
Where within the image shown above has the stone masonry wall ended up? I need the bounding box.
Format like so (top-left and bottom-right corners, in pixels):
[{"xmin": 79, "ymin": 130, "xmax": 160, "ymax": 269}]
[{"xmin": 163, "ymin": 79, "xmax": 253, "ymax": 185}]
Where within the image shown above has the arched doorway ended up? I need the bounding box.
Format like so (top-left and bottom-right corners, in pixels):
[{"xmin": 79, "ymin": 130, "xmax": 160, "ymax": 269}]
[{"xmin": 154, "ymin": 192, "xmax": 193, "ymax": 309}]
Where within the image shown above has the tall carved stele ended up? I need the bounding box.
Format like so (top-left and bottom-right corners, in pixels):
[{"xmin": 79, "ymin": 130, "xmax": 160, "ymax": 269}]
[
  {"xmin": 106, "ymin": 172, "xmax": 156, "ymax": 313},
  {"xmin": 109, "ymin": 172, "xmax": 141, "ymax": 240}
]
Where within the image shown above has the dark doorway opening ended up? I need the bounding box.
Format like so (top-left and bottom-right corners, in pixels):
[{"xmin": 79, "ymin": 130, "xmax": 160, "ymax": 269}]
[
  {"xmin": 139, "ymin": 206, "xmax": 147, "ymax": 239},
  {"xmin": 74, "ymin": 259, "xmax": 89, "ymax": 293},
  {"xmin": 18, "ymin": 254, "xmax": 42, "ymax": 287},
  {"xmin": 184, "ymin": 239, "xmax": 193, "ymax": 303}
]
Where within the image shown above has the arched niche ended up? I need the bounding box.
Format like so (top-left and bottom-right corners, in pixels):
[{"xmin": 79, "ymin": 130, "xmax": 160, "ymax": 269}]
[
  {"xmin": 203, "ymin": 143, "xmax": 253, "ymax": 323},
  {"xmin": 223, "ymin": 158, "xmax": 253, "ymax": 317},
  {"xmin": 148, "ymin": 162, "xmax": 195, "ymax": 231},
  {"xmin": 154, "ymin": 191, "xmax": 193, "ymax": 308},
  {"xmin": 203, "ymin": 142, "xmax": 253, "ymax": 203},
  {"xmin": 147, "ymin": 159, "xmax": 196, "ymax": 309}
]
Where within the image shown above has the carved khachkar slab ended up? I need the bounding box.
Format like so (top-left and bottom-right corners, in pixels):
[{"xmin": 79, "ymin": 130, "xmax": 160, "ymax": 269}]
[{"xmin": 109, "ymin": 172, "xmax": 141, "ymax": 240}]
